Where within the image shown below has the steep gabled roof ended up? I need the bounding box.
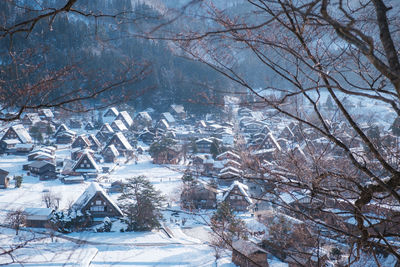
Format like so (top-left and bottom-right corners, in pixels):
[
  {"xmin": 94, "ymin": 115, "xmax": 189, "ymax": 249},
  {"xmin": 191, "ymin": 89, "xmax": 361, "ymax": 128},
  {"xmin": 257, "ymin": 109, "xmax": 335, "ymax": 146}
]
[
  {"xmin": 161, "ymin": 112, "xmax": 175, "ymax": 124},
  {"xmin": 100, "ymin": 123, "xmax": 114, "ymax": 133},
  {"xmin": 220, "ymin": 166, "xmax": 243, "ymax": 175},
  {"xmin": 107, "ymin": 132, "xmax": 133, "ymax": 151},
  {"xmin": 72, "ymin": 134, "xmax": 92, "ymax": 147},
  {"xmin": 72, "ymin": 182, "xmax": 123, "ymax": 216},
  {"xmin": 111, "ymin": 120, "xmax": 128, "ymax": 132},
  {"xmin": 222, "ymin": 180, "xmax": 252, "ymax": 204},
  {"xmin": 216, "ymin": 151, "xmax": 240, "ymax": 161},
  {"xmin": 88, "ymin": 134, "xmax": 101, "ymax": 148},
  {"xmin": 117, "ymin": 111, "xmax": 133, "ymax": 127},
  {"xmin": 72, "ymin": 151, "xmax": 100, "ymax": 173},
  {"xmin": 103, "ymin": 144, "xmax": 120, "ymax": 157},
  {"xmin": 7, "ymin": 124, "xmax": 32, "ymax": 143},
  {"xmin": 39, "ymin": 109, "xmax": 54, "ymax": 118},
  {"xmin": 104, "ymin": 107, "xmax": 119, "ymax": 117},
  {"xmin": 54, "ymin": 124, "xmax": 69, "ymax": 136},
  {"xmin": 136, "ymin": 111, "xmax": 152, "ymax": 122},
  {"xmin": 196, "ymin": 138, "xmax": 213, "ymax": 144},
  {"xmin": 170, "ymin": 104, "xmax": 185, "ymax": 114},
  {"xmin": 157, "ymin": 119, "xmax": 169, "ymax": 129}
]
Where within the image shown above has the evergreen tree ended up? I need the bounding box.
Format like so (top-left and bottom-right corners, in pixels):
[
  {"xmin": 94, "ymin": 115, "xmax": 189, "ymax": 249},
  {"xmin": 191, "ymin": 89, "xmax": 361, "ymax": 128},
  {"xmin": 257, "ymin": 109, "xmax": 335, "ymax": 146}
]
[
  {"xmin": 325, "ymin": 96, "xmax": 334, "ymax": 110},
  {"xmin": 210, "ymin": 139, "xmax": 221, "ymax": 159},
  {"xmin": 118, "ymin": 176, "xmax": 165, "ymax": 231},
  {"xmin": 148, "ymin": 136, "xmax": 177, "ymax": 160},
  {"xmin": 190, "ymin": 139, "xmax": 198, "ymax": 154},
  {"xmin": 181, "ymin": 169, "xmax": 195, "ymax": 184},
  {"xmin": 29, "ymin": 126, "xmax": 40, "ymax": 144},
  {"xmin": 14, "ymin": 175, "xmax": 23, "ymax": 188},
  {"xmin": 46, "ymin": 124, "xmax": 54, "ymax": 136}
]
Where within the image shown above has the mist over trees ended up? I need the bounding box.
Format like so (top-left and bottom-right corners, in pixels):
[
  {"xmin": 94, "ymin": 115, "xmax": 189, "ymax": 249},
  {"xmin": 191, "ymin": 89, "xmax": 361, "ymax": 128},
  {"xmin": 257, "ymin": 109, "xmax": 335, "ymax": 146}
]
[
  {"xmin": 2, "ymin": 0, "xmax": 400, "ymax": 266},
  {"xmin": 0, "ymin": 0, "xmax": 230, "ymax": 117}
]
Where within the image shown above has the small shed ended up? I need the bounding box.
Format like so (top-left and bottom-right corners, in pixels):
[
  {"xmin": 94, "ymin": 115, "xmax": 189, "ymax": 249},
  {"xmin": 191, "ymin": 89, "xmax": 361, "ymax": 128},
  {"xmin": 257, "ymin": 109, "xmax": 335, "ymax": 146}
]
[
  {"xmin": 232, "ymin": 239, "xmax": 269, "ymax": 267},
  {"xmin": 0, "ymin": 168, "xmax": 10, "ymax": 188},
  {"xmin": 24, "ymin": 208, "xmax": 53, "ymax": 228}
]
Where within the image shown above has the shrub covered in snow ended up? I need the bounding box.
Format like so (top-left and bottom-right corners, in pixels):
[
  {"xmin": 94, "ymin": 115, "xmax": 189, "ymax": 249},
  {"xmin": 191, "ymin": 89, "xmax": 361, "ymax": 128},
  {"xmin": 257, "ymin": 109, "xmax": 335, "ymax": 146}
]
[
  {"xmin": 96, "ymin": 217, "xmax": 112, "ymax": 232},
  {"xmin": 50, "ymin": 210, "xmax": 92, "ymax": 233}
]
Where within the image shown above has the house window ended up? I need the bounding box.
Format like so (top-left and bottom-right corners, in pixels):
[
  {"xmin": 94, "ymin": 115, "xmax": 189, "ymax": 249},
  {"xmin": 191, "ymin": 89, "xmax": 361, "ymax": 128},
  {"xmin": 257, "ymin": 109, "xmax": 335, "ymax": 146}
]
[
  {"xmin": 80, "ymin": 164, "xmax": 85, "ymax": 168},
  {"xmin": 84, "ymin": 160, "xmax": 87, "ymax": 163},
  {"xmin": 230, "ymin": 196, "xmax": 235, "ymax": 200},
  {"xmin": 96, "ymin": 200, "xmax": 102, "ymax": 205},
  {"xmin": 90, "ymin": 206, "xmax": 104, "ymax": 212}
]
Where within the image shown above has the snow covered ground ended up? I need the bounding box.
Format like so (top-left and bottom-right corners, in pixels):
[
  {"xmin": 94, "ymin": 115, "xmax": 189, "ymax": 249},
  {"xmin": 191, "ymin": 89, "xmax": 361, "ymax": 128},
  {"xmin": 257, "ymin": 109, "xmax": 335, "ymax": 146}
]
[
  {"xmin": 0, "ymin": 148, "xmax": 289, "ymax": 266},
  {"xmin": 0, "ymin": 152, "xmax": 238, "ymax": 266}
]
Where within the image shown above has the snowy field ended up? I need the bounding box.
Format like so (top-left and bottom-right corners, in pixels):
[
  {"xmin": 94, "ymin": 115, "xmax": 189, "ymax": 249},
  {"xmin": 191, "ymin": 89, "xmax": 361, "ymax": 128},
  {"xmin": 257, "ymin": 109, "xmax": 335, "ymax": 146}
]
[
  {"xmin": 0, "ymin": 152, "xmax": 238, "ymax": 266},
  {"xmin": 0, "ymin": 147, "xmax": 291, "ymax": 266}
]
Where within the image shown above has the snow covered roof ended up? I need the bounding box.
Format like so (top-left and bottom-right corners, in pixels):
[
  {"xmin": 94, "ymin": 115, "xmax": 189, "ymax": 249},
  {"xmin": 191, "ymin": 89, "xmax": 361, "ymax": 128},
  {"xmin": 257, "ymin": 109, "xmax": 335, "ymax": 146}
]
[
  {"xmin": 158, "ymin": 119, "xmax": 169, "ymax": 129},
  {"xmin": 161, "ymin": 112, "xmax": 175, "ymax": 124},
  {"xmin": 88, "ymin": 134, "xmax": 101, "ymax": 147},
  {"xmin": 2, "ymin": 139, "xmax": 20, "ymax": 145},
  {"xmin": 103, "ymin": 144, "xmax": 119, "ymax": 157},
  {"xmin": 112, "ymin": 120, "xmax": 128, "ymax": 132},
  {"xmin": 137, "ymin": 111, "xmax": 152, "ymax": 121},
  {"xmin": 196, "ymin": 138, "xmax": 213, "ymax": 144},
  {"xmin": 216, "ymin": 151, "xmax": 240, "ymax": 161},
  {"xmin": 117, "ymin": 111, "xmax": 133, "ymax": 127},
  {"xmin": 197, "ymin": 120, "xmax": 207, "ymax": 128},
  {"xmin": 11, "ymin": 124, "xmax": 32, "ymax": 143},
  {"xmin": 39, "ymin": 109, "xmax": 54, "ymax": 118},
  {"xmin": 100, "ymin": 123, "xmax": 114, "ymax": 133},
  {"xmin": 23, "ymin": 113, "xmax": 41, "ymax": 122},
  {"xmin": 170, "ymin": 104, "xmax": 185, "ymax": 114},
  {"xmin": 223, "ymin": 159, "xmax": 241, "ymax": 167},
  {"xmin": 56, "ymin": 123, "xmax": 69, "ymax": 134},
  {"xmin": 29, "ymin": 160, "xmax": 54, "ymax": 168},
  {"xmin": 220, "ymin": 166, "xmax": 243, "ymax": 175},
  {"xmin": 30, "ymin": 151, "xmax": 55, "ymax": 159},
  {"xmin": 110, "ymin": 132, "xmax": 133, "ymax": 151},
  {"xmin": 72, "ymin": 182, "xmax": 123, "ymax": 216},
  {"xmin": 222, "ymin": 180, "xmax": 252, "ymax": 204},
  {"xmin": 232, "ymin": 239, "xmax": 267, "ymax": 256},
  {"xmin": 24, "ymin": 208, "xmax": 53, "ymax": 219},
  {"xmin": 266, "ymin": 132, "xmax": 281, "ymax": 151},
  {"xmin": 73, "ymin": 152, "xmax": 100, "ymax": 173},
  {"xmin": 218, "ymin": 171, "xmax": 241, "ymax": 179},
  {"xmin": 104, "ymin": 107, "xmax": 119, "ymax": 117}
]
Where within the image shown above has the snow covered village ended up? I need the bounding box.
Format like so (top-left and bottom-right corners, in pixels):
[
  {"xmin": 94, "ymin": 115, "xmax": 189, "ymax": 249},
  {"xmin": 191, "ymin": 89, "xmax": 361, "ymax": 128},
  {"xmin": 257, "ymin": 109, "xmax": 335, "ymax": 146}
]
[{"xmin": 2, "ymin": 0, "xmax": 400, "ymax": 266}]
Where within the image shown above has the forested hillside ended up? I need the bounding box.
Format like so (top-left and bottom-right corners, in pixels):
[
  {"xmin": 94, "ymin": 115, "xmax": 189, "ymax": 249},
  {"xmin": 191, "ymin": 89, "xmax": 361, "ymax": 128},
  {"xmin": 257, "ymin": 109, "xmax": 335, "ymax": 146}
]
[{"xmin": 0, "ymin": 0, "xmax": 230, "ymax": 114}]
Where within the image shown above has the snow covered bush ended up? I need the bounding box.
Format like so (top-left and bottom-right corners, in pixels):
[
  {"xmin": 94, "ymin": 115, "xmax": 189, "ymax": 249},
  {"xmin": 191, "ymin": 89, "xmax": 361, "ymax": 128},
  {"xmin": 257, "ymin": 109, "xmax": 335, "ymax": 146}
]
[
  {"xmin": 50, "ymin": 210, "xmax": 92, "ymax": 233},
  {"xmin": 96, "ymin": 217, "xmax": 112, "ymax": 233}
]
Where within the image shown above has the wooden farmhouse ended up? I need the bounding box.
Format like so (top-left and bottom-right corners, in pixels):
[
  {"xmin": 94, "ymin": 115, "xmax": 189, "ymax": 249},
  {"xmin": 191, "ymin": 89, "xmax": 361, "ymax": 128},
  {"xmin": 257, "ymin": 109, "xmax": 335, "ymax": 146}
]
[
  {"xmin": 232, "ymin": 239, "xmax": 269, "ymax": 267},
  {"xmin": 115, "ymin": 111, "xmax": 133, "ymax": 129},
  {"xmin": 1, "ymin": 124, "xmax": 32, "ymax": 144},
  {"xmin": 105, "ymin": 132, "xmax": 133, "ymax": 156},
  {"xmin": 221, "ymin": 180, "xmax": 253, "ymax": 211},
  {"xmin": 72, "ymin": 182, "xmax": 123, "ymax": 218},
  {"xmin": 71, "ymin": 134, "xmax": 92, "ymax": 149},
  {"xmin": 102, "ymin": 145, "xmax": 120, "ymax": 163},
  {"xmin": 72, "ymin": 151, "xmax": 100, "ymax": 175}
]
